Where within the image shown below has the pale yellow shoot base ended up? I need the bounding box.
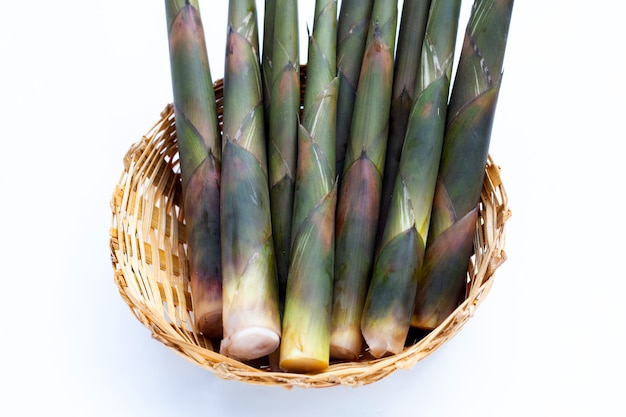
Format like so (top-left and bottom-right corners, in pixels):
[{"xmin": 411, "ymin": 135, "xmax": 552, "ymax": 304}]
[{"xmin": 280, "ymin": 356, "xmax": 329, "ymax": 374}]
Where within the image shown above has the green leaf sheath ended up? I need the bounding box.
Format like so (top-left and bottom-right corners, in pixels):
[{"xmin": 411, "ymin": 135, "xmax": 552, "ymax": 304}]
[
  {"xmin": 330, "ymin": 0, "xmax": 397, "ymax": 361},
  {"xmin": 267, "ymin": 0, "xmax": 300, "ymax": 301},
  {"xmin": 219, "ymin": 0, "xmax": 281, "ymax": 361},
  {"xmin": 280, "ymin": 0, "xmax": 338, "ymax": 373},
  {"xmin": 412, "ymin": 0, "xmax": 514, "ymax": 330},
  {"xmin": 262, "ymin": 0, "xmax": 276, "ymax": 129},
  {"xmin": 335, "ymin": 0, "xmax": 374, "ymax": 178},
  {"xmin": 361, "ymin": 0, "xmax": 461, "ymax": 358},
  {"xmin": 376, "ymin": 0, "xmax": 430, "ymax": 243},
  {"xmin": 164, "ymin": 0, "xmax": 222, "ymax": 338}
]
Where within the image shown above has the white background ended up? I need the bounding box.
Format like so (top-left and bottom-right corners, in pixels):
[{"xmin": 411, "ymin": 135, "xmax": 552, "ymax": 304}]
[{"xmin": 1, "ymin": 1, "xmax": 624, "ymax": 416}]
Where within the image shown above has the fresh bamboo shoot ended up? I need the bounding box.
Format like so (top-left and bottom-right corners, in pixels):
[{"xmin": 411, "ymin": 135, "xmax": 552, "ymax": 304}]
[
  {"xmin": 220, "ymin": 0, "xmax": 281, "ymax": 361},
  {"xmin": 330, "ymin": 0, "xmax": 398, "ymax": 361},
  {"xmin": 267, "ymin": 0, "xmax": 300, "ymax": 302},
  {"xmin": 377, "ymin": 0, "xmax": 431, "ymax": 243},
  {"xmin": 280, "ymin": 0, "xmax": 338, "ymax": 373},
  {"xmin": 164, "ymin": 0, "xmax": 222, "ymax": 338}
]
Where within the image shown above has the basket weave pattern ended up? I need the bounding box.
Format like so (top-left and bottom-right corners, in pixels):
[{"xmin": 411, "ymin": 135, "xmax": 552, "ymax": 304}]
[{"xmin": 109, "ymin": 80, "xmax": 510, "ymax": 388}]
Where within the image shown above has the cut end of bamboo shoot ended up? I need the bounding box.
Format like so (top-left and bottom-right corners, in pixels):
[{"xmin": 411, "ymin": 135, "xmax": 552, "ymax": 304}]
[
  {"xmin": 329, "ymin": 326, "xmax": 362, "ymax": 361},
  {"xmin": 364, "ymin": 340, "xmax": 396, "ymax": 359},
  {"xmin": 362, "ymin": 325, "xmax": 407, "ymax": 359},
  {"xmin": 220, "ymin": 327, "xmax": 280, "ymax": 361},
  {"xmin": 279, "ymin": 354, "xmax": 328, "ymax": 374},
  {"xmin": 194, "ymin": 308, "xmax": 223, "ymax": 339}
]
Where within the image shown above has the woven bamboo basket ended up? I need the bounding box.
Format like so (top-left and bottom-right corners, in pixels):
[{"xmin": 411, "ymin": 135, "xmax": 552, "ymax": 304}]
[{"xmin": 109, "ymin": 72, "xmax": 511, "ymax": 389}]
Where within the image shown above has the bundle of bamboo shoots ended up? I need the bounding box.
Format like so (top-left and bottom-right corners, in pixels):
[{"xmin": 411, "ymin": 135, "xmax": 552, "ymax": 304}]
[{"xmin": 162, "ymin": 0, "xmax": 513, "ymax": 372}]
